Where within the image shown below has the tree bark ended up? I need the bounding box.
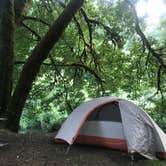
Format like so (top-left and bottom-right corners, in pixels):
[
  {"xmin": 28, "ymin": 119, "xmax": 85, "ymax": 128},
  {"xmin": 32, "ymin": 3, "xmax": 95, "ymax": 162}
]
[
  {"xmin": 0, "ymin": 0, "xmax": 15, "ymax": 118},
  {"xmin": 6, "ymin": 0, "xmax": 84, "ymax": 132}
]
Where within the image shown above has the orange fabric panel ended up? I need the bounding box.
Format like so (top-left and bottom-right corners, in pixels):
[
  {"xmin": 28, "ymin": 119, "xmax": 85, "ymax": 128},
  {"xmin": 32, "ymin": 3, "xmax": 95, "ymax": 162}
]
[
  {"xmin": 156, "ymin": 152, "xmax": 166, "ymax": 160},
  {"xmin": 54, "ymin": 138, "xmax": 68, "ymax": 144},
  {"xmin": 75, "ymin": 135, "xmax": 128, "ymax": 151},
  {"xmin": 54, "ymin": 137, "xmax": 166, "ymax": 159}
]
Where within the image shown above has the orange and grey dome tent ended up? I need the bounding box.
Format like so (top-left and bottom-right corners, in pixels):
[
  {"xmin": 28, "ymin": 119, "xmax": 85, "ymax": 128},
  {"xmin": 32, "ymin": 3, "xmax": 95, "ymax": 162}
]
[{"xmin": 55, "ymin": 97, "xmax": 166, "ymax": 159}]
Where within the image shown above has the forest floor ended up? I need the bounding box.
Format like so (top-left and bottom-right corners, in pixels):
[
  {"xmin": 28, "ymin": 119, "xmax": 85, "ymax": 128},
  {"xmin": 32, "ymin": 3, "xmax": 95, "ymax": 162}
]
[{"xmin": 0, "ymin": 130, "xmax": 165, "ymax": 166}]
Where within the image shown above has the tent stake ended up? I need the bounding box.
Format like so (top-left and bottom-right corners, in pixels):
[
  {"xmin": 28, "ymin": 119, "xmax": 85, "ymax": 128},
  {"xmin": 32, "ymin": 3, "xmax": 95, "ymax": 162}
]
[
  {"xmin": 130, "ymin": 154, "xmax": 135, "ymax": 166},
  {"xmin": 65, "ymin": 145, "xmax": 71, "ymax": 155}
]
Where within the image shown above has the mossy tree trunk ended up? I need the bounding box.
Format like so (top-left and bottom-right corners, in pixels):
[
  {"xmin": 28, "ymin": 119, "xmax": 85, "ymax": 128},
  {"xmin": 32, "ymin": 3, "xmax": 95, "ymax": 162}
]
[{"xmin": 0, "ymin": 0, "xmax": 15, "ymax": 119}]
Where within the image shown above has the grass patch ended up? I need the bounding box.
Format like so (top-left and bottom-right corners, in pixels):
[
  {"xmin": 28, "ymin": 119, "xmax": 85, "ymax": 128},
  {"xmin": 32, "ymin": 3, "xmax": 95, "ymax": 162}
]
[{"xmin": 145, "ymin": 160, "xmax": 166, "ymax": 166}]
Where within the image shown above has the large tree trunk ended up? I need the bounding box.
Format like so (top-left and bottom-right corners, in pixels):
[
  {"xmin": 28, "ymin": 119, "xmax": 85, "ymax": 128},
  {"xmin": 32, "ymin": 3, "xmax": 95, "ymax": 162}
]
[
  {"xmin": 0, "ymin": 0, "xmax": 15, "ymax": 119},
  {"xmin": 6, "ymin": 0, "xmax": 84, "ymax": 132}
]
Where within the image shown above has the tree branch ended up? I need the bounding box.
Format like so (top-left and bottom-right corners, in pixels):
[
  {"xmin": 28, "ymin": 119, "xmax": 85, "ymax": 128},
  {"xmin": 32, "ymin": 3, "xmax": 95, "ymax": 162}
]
[
  {"xmin": 14, "ymin": 60, "xmax": 103, "ymax": 83},
  {"xmin": 126, "ymin": 0, "xmax": 166, "ymax": 70},
  {"xmin": 54, "ymin": 0, "xmax": 100, "ymax": 71},
  {"xmin": 125, "ymin": 0, "xmax": 165, "ymax": 101},
  {"xmin": 80, "ymin": 9, "xmax": 93, "ymax": 47},
  {"xmin": 21, "ymin": 22, "xmax": 41, "ymax": 40},
  {"xmin": 48, "ymin": 54, "xmax": 73, "ymax": 112},
  {"xmin": 156, "ymin": 66, "xmax": 164, "ymax": 102},
  {"xmin": 88, "ymin": 19, "xmax": 121, "ymax": 47},
  {"xmin": 22, "ymin": 16, "xmax": 50, "ymax": 26}
]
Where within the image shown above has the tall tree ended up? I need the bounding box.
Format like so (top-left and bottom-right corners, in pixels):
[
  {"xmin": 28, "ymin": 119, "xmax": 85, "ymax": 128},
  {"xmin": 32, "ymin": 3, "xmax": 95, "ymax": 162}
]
[
  {"xmin": 6, "ymin": 0, "xmax": 84, "ymax": 132},
  {"xmin": 0, "ymin": 0, "xmax": 15, "ymax": 118}
]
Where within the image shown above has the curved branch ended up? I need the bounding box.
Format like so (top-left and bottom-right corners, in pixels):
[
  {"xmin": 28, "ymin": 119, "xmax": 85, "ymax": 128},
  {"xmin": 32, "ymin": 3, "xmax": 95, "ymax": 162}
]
[
  {"xmin": 54, "ymin": 0, "xmax": 99, "ymax": 69},
  {"xmin": 21, "ymin": 22, "xmax": 41, "ymax": 40},
  {"xmin": 48, "ymin": 54, "xmax": 73, "ymax": 112},
  {"xmin": 126, "ymin": 0, "xmax": 166, "ymax": 70},
  {"xmin": 22, "ymin": 16, "xmax": 50, "ymax": 26},
  {"xmin": 88, "ymin": 19, "xmax": 121, "ymax": 47},
  {"xmin": 80, "ymin": 9, "xmax": 93, "ymax": 46},
  {"xmin": 57, "ymin": 63, "xmax": 103, "ymax": 82},
  {"xmin": 14, "ymin": 60, "xmax": 104, "ymax": 83},
  {"xmin": 156, "ymin": 66, "xmax": 164, "ymax": 102}
]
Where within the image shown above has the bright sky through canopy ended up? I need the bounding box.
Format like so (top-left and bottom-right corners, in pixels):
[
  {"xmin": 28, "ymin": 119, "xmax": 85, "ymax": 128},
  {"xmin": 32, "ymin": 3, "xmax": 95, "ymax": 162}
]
[{"xmin": 136, "ymin": 0, "xmax": 166, "ymax": 24}]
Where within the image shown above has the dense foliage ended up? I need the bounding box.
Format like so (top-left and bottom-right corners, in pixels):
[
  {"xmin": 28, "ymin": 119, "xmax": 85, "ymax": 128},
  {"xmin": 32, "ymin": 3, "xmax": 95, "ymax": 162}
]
[{"xmin": 11, "ymin": 0, "xmax": 166, "ymax": 132}]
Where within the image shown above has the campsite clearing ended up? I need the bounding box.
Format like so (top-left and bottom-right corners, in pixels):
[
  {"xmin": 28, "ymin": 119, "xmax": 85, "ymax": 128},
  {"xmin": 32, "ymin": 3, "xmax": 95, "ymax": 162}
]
[{"xmin": 0, "ymin": 130, "xmax": 165, "ymax": 166}]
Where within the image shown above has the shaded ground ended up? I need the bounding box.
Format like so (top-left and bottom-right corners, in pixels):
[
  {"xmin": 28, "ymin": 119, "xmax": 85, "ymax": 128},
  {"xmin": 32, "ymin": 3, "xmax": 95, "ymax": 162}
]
[{"xmin": 0, "ymin": 130, "xmax": 165, "ymax": 166}]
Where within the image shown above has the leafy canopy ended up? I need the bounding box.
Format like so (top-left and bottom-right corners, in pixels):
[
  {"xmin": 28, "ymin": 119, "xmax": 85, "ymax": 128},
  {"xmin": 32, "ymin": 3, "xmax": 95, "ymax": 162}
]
[{"xmin": 14, "ymin": 0, "xmax": 166, "ymax": 131}]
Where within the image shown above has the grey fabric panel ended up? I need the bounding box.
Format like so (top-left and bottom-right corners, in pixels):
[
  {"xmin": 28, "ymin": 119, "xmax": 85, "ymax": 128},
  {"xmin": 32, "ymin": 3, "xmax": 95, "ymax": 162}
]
[
  {"xmin": 79, "ymin": 121, "xmax": 125, "ymax": 139},
  {"xmin": 87, "ymin": 102, "xmax": 122, "ymax": 122},
  {"xmin": 139, "ymin": 108, "xmax": 166, "ymax": 152},
  {"xmin": 119, "ymin": 100, "xmax": 157, "ymax": 159}
]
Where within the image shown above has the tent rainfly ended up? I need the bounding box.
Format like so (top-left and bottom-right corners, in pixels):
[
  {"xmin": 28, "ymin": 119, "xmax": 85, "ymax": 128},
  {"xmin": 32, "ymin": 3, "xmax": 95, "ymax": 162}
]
[{"xmin": 55, "ymin": 96, "xmax": 166, "ymax": 159}]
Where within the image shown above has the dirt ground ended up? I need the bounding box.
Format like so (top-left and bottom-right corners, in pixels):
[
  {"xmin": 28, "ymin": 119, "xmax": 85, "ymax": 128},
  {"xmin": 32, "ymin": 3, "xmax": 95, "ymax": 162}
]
[{"xmin": 0, "ymin": 130, "xmax": 165, "ymax": 166}]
